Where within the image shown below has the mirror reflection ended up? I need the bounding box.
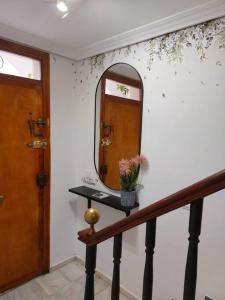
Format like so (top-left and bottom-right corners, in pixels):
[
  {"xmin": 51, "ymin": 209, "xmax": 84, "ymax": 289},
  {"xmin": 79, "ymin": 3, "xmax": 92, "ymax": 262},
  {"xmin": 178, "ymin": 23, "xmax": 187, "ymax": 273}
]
[{"xmin": 94, "ymin": 63, "xmax": 143, "ymax": 190}]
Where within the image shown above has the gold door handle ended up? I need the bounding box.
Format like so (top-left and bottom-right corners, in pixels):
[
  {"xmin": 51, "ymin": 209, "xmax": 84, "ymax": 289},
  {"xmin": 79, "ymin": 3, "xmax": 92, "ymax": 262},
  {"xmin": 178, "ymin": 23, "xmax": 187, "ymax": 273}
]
[
  {"xmin": 27, "ymin": 139, "xmax": 48, "ymax": 149},
  {"xmin": 0, "ymin": 195, "xmax": 4, "ymax": 204}
]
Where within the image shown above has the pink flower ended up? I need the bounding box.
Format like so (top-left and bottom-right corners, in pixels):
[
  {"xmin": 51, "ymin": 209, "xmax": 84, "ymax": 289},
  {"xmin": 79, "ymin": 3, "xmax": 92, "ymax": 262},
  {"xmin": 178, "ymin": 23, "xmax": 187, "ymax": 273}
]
[
  {"xmin": 131, "ymin": 155, "xmax": 140, "ymax": 167},
  {"xmin": 119, "ymin": 159, "xmax": 131, "ymax": 176},
  {"xmin": 119, "ymin": 154, "xmax": 147, "ymax": 177},
  {"xmin": 130, "ymin": 154, "xmax": 146, "ymax": 167},
  {"xmin": 139, "ymin": 154, "xmax": 146, "ymax": 165},
  {"xmin": 119, "ymin": 154, "xmax": 148, "ymax": 190}
]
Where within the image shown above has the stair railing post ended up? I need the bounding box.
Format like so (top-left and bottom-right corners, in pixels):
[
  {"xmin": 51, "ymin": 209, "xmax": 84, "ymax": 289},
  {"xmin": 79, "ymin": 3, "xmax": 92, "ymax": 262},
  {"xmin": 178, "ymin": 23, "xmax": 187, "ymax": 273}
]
[
  {"xmin": 183, "ymin": 198, "xmax": 204, "ymax": 300},
  {"xmin": 142, "ymin": 218, "xmax": 157, "ymax": 300},
  {"xmin": 111, "ymin": 233, "xmax": 123, "ymax": 300},
  {"xmin": 84, "ymin": 245, "xmax": 97, "ymax": 300}
]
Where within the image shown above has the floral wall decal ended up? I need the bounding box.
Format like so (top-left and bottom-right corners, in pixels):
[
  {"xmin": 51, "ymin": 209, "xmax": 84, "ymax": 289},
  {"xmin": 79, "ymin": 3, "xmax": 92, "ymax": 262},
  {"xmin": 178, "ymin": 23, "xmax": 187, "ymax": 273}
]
[
  {"xmin": 88, "ymin": 54, "xmax": 105, "ymax": 73},
  {"xmin": 145, "ymin": 18, "xmax": 225, "ymax": 70},
  {"xmin": 85, "ymin": 17, "xmax": 225, "ymax": 75},
  {"xmin": 123, "ymin": 45, "xmax": 132, "ymax": 57}
]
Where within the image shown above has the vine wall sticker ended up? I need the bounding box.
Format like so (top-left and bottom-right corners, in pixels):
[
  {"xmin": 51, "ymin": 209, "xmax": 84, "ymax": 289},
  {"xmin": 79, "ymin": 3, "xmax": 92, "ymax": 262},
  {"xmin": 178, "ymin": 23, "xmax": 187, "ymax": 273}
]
[
  {"xmin": 145, "ymin": 18, "xmax": 225, "ymax": 70},
  {"xmin": 88, "ymin": 54, "xmax": 105, "ymax": 74},
  {"xmin": 86, "ymin": 17, "xmax": 225, "ymax": 74}
]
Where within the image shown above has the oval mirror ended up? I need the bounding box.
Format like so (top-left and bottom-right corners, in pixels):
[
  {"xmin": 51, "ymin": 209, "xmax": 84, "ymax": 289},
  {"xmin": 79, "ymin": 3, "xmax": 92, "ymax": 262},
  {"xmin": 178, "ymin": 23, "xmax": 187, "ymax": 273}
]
[{"xmin": 94, "ymin": 63, "xmax": 143, "ymax": 190}]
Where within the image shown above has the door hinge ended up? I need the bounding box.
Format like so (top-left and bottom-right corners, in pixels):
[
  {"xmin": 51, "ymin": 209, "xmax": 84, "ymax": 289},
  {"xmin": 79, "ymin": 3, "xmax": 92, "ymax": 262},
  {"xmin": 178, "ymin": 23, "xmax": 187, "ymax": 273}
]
[{"xmin": 37, "ymin": 173, "xmax": 48, "ymax": 187}]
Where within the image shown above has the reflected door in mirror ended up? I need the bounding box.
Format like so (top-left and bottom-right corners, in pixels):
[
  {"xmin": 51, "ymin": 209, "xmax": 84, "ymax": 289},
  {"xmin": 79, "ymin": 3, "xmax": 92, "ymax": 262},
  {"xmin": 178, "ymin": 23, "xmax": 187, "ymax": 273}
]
[{"xmin": 95, "ymin": 64, "xmax": 143, "ymax": 190}]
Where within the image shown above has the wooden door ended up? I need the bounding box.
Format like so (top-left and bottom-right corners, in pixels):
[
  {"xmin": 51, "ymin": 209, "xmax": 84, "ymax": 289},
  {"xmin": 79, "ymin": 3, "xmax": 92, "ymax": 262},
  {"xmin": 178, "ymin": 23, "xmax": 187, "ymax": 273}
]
[
  {"xmin": 99, "ymin": 72, "xmax": 142, "ymax": 190},
  {"xmin": 0, "ymin": 40, "xmax": 50, "ymax": 293}
]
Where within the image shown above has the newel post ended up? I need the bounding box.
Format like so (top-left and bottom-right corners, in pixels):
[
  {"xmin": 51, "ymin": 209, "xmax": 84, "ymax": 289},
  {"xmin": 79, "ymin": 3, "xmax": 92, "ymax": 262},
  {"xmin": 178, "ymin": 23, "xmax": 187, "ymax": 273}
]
[{"xmin": 83, "ymin": 208, "xmax": 100, "ymax": 300}]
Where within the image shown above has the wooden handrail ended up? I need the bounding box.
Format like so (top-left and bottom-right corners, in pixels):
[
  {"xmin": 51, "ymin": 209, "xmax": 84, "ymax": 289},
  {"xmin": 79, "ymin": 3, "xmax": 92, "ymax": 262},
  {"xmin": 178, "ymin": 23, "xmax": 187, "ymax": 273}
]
[{"xmin": 78, "ymin": 169, "xmax": 225, "ymax": 246}]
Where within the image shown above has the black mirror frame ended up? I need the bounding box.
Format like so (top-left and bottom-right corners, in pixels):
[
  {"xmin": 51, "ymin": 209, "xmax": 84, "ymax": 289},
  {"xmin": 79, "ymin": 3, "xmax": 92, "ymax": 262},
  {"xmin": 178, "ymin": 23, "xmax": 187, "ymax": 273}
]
[{"xmin": 94, "ymin": 62, "xmax": 144, "ymax": 191}]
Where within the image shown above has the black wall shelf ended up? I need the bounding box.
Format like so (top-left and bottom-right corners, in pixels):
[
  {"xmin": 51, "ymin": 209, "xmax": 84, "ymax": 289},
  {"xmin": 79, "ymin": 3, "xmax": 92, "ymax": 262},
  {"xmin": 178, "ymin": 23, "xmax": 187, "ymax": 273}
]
[{"xmin": 69, "ymin": 186, "xmax": 139, "ymax": 217}]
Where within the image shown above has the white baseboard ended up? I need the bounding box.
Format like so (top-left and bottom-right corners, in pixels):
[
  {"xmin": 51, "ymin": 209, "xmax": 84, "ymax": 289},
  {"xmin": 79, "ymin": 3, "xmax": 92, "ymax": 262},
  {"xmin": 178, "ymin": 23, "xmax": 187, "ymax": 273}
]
[{"xmin": 50, "ymin": 256, "xmax": 77, "ymax": 272}]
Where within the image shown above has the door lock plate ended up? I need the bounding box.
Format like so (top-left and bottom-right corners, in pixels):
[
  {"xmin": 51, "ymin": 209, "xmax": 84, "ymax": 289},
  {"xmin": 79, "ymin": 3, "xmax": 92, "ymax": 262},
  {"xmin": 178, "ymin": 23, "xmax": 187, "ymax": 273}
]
[{"xmin": 27, "ymin": 139, "xmax": 48, "ymax": 149}]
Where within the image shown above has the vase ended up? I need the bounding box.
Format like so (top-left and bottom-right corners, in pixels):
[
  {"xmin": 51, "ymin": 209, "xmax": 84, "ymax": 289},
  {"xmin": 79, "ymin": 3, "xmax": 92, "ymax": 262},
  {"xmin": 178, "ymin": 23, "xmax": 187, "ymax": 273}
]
[{"xmin": 120, "ymin": 190, "xmax": 136, "ymax": 207}]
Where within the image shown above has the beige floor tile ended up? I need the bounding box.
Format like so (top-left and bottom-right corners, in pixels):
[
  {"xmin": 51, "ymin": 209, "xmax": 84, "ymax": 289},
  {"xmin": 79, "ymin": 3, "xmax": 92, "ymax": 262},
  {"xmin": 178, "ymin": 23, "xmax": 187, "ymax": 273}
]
[
  {"xmin": 11, "ymin": 283, "xmax": 40, "ymax": 300},
  {"xmin": 0, "ymin": 280, "xmax": 48, "ymax": 300},
  {"xmin": 35, "ymin": 270, "xmax": 70, "ymax": 296},
  {"xmin": 59, "ymin": 260, "xmax": 84, "ymax": 282},
  {"xmin": 24, "ymin": 281, "xmax": 48, "ymax": 299},
  {"xmin": 120, "ymin": 293, "xmax": 132, "ymax": 300},
  {"xmin": 76, "ymin": 274, "xmax": 109, "ymax": 295},
  {"xmin": 0, "ymin": 260, "xmax": 131, "ymax": 300},
  {"xmin": 95, "ymin": 286, "xmax": 131, "ymax": 300},
  {"xmin": 0, "ymin": 289, "xmax": 21, "ymax": 300},
  {"xmin": 42, "ymin": 280, "xmax": 84, "ymax": 300},
  {"xmin": 0, "ymin": 293, "xmax": 9, "ymax": 300}
]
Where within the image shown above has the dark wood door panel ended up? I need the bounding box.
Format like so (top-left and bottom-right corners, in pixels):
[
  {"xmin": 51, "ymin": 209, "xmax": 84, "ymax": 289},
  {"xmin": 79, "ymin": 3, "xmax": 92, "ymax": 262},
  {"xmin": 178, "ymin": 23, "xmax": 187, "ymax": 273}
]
[
  {"xmin": 0, "ymin": 39, "xmax": 50, "ymax": 293},
  {"xmin": 0, "ymin": 83, "xmax": 42, "ymax": 289}
]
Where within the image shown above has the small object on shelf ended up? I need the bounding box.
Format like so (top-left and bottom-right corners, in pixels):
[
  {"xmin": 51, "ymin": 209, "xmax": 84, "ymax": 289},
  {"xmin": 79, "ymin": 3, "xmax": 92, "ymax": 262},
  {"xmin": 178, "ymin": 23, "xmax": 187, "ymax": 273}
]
[
  {"xmin": 121, "ymin": 190, "xmax": 136, "ymax": 207},
  {"xmin": 84, "ymin": 208, "xmax": 100, "ymax": 236},
  {"xmin": 69, "ymin": 186, "xmax": 139, "ymax": 217},
  {"xmin": 92, "ymin": 192, "xmax": 109, "ymax": 199}
]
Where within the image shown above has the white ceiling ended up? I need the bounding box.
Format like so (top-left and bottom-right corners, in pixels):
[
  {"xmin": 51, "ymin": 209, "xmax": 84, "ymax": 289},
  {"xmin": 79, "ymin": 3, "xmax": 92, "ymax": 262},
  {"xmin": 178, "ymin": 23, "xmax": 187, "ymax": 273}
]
[
  {"xmin": 0, "ymin": 0, "xmax": 225, "ymax": 60},
  {"xmin": 109, "ymin": 64, "xmax": 141, "ymax": 81}
]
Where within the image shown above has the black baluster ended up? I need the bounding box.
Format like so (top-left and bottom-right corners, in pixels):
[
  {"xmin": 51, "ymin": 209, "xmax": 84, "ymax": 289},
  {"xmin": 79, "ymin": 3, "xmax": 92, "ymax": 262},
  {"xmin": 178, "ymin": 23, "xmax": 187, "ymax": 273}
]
[
  {"xmin": 183, "ymin": 198, "xmax": 204, "ymax": 300},
  {"xmin": 142, "ymin": 218, "xmax": 157, "ymax": 300},
  {"xmin": 87, "ymin": 198, "xmax": 92, "ymax": 209},
  {"xmin": 111, "ymin": 233, "xmax": 123, "ymax": 300},
  {"xmin": 84, "ymin": 245, "xmax": 97, "ymax": 300}
]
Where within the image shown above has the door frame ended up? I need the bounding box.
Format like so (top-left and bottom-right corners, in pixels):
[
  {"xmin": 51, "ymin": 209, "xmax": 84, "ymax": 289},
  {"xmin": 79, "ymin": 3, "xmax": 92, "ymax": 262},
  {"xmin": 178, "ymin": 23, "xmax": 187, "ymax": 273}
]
[{"xmin": 0, "ymin": 39, "xmax": 50, "ymax": 276}]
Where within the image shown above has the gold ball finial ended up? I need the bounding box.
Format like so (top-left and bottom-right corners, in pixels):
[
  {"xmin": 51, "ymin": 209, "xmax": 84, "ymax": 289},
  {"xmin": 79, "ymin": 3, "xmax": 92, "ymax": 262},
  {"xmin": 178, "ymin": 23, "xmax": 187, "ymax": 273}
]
[{"xmin": 84, "ymin": 208, "xmax": 100, "ymax": 236}]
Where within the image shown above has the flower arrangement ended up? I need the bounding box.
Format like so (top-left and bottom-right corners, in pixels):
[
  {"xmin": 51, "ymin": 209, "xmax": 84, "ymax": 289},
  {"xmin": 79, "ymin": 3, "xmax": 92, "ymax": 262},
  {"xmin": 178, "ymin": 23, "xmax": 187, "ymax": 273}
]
[{"xmin": 119, "ymin": 154, "xmax": 146, "ymax": 191}]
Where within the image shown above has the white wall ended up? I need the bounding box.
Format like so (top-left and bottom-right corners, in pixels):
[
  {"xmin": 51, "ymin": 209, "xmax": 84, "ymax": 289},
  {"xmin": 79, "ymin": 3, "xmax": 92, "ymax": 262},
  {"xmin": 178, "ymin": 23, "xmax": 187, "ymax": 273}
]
[
  {"xmin": 50, "ymin": 54, "xmax": 78, "ymax": 266},
  {"xmin": 48, "ymin": 18, "xmax": 225, "ymax": 299},
  {"xmin": 71, "ymin": 18, "xmax": 225, "ymax": 300}
]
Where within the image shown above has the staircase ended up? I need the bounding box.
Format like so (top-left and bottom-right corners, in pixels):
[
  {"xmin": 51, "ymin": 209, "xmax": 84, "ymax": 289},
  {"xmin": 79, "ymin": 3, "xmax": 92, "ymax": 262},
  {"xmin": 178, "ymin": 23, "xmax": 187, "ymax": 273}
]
[{"xmin": 78, "ymin": 169, "xmax": 225, "ymax": 300}]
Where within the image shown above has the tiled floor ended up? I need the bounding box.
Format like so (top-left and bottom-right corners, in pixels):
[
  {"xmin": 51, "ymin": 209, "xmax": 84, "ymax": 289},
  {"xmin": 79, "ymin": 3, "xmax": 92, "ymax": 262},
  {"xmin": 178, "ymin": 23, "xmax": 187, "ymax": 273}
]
[{"xmin": 0, "ymin": 260, "xmax": 131, "ymax": 300}]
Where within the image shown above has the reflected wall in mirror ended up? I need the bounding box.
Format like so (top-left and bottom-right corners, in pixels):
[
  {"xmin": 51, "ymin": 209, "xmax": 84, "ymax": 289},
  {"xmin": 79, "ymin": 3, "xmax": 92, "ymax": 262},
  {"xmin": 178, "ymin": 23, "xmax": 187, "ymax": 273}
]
[{"xmin": 95, "ymin": 63, "xmax": 143, "ymax": 190}]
